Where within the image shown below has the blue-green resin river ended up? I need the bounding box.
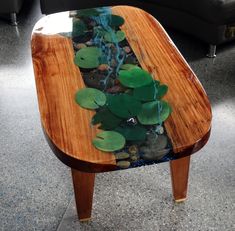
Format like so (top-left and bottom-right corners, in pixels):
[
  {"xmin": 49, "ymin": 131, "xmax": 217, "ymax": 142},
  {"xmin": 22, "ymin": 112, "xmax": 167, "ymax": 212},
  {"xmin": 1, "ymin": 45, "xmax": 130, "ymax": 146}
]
[{"xmin": 70, "ymin": 7, "xmax": 176, "ymax": 169}]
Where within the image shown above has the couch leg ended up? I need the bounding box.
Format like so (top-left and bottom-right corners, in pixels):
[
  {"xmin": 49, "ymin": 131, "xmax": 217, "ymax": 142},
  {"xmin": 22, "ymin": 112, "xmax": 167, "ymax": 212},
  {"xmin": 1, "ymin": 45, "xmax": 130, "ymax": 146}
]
[
  {"xmin": 206, "ymin": 44, "xmax": 216, "ymax": 58},
  {"xmin": 10, "ymin": 13, "xmax": 18, "ymax": 26}
]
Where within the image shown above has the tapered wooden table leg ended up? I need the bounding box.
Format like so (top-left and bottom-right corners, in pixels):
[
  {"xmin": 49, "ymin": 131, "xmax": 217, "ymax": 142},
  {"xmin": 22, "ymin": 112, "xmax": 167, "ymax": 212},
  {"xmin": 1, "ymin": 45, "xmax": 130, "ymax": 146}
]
[
  {"xmin": 170, "ymin": 156, "xmax": 191, "ymax": 202},
  {"xmin": 71, "ymin": 169, "xmax": 95, "ymax": 221}
]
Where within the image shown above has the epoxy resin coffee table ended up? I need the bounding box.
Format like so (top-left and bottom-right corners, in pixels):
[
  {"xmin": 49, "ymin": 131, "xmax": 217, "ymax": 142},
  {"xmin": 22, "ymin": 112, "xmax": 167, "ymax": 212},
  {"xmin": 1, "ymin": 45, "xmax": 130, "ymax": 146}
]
[{"xmin": 31, "ymin": 6, "xmax": 212, "ymax": 221}]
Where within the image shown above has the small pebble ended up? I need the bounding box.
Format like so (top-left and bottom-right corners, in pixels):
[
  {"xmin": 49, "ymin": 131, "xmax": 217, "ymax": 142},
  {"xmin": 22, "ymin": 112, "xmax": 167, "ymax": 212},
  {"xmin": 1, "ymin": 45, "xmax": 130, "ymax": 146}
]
[
  {"xmin": 98, "ymin": 64, "xmax": 109, "ymax": 71},
  {"xmin": 155, "ymin": 125, "xmax": 164, "ymax": 134},
  {"xmin": 128, "ymin": 145, "xmax": 138, "ymax": 155},
  {"xmin": 115, "ymin": 152, "xmax": 130, "ymax": 160},
  {"xmin": 86, "ymin": 41, "xmax": 93, "ymax": 46},
  {"xmin": 123, "ymin": 46, "xmax": 131, "ymax": 53},
  {"xmin": 75, "ymin": 43, "xmax": 87, "ymax": 49},
  {"xmin": 130, "ymin": 154, "xmax": 139, "ymax": 161},
  {"xmin": 117, "ymin": 161, "xmax": 131, "ymax": 169}
]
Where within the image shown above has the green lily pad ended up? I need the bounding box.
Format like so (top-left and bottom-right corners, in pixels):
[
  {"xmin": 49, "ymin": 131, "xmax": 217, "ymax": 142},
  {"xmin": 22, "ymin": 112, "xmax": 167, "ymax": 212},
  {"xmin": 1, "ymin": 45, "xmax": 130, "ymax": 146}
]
[
  {"xmin": 74, "ymin": 47, "xmax": 101, "ymax": 69},
  {"xmin": 91, "ymin": 107, "xmax": 122, "ymax": 130},
  {"xmin": 120, "ymin": 64, "xmax": 140, "ymax": 70},
  {"xmin": 75, "ymin": 88, "xmax": 106, "ymax": 109},
  {"xmin": 115, "ymin": 125, "xmax": 147, "ymax": 141},
  {"xmin": 104, "ymin": 30, "xmax": 125, "ymax": 43},
  {"xmin": 137, "ymin": 100, "xmax": 172, "ymax": 125},
  {"xmin": 107, "ymin": 94, "xmax": 142, "ymax": 118},
  {"xmin": 72, "ymin": 19, "xmax": 87, "ymax": 37},
  {"xmin": 157, "ymin": 84, "xmax": 168, "ymax": 99},
  {"xmin": 109, "ymin": 15, "xmax": 125, "ymax": 27},
  {"xmin": 118, "ymin": 68, "xmax": 153, "ymax": 88},
  {"xmin": 92, "ymin": 131, "xmax": 125, "ymax": 152},
  {"xmin": 133, "ymin": 80, "xmax": 161, "ymax": 101}
]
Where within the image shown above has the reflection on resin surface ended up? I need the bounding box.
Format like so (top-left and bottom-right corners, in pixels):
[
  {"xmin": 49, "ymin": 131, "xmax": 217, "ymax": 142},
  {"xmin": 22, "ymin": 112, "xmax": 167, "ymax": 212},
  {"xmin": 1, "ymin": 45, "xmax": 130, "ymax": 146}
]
[{"xmin": 34, "ymin": 11, "xmax": 72, "ymax": 35}]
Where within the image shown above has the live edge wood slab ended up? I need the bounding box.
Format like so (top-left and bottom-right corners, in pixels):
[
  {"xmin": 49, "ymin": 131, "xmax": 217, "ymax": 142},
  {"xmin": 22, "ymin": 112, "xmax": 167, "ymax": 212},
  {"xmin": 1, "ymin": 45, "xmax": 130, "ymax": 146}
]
[{"xmin": 31, "ymin": 6, "xmax": 212, "ymax": 220}]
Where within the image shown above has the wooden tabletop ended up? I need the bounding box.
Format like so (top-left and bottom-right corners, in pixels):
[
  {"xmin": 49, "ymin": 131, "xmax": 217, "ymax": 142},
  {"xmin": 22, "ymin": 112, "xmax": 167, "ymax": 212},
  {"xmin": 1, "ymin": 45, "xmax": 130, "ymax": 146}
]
[{"xmin": 31, "ymin": 6, "xmax": 212, "ymax": 172}]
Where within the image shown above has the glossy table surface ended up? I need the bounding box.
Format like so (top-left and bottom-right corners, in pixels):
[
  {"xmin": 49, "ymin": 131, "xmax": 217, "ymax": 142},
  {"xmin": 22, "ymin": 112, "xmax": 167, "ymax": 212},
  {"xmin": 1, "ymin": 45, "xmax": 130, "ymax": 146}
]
[{"xmin": 31, "ymin": 6, "xmax": 212, "ymax": 172}]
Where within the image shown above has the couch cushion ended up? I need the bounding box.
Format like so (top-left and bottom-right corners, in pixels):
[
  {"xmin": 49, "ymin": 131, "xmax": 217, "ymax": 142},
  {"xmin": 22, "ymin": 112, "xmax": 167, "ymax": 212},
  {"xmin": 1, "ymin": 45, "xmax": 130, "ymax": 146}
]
[
  {"xmin": 149, "ymin": 0, "xmax": 235, "ymax": 24},
  {"xmin": 0, "ymin": 0, "xmax": 24, "ymax": 14}
]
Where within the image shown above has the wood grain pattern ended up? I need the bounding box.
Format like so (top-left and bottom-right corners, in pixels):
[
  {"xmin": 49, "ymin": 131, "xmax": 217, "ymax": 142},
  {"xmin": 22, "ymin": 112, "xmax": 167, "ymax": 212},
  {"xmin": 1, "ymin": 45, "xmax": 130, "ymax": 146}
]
[
  {"xmin": 170, "ymin": 156, "xmax": 191, "ymax": 201},
  {"xmin": 31, "ymin": 6, "xmax": 212, "ymax": 172},
  {"xmin": 112, "ymin": 6, "xmax": 212, "ymax": 155},
  {"xmin": 32, "ymin": 33, "xmax": 117, "ymax": 172},
  {"xmin": 71, "ymin": 169, "xmax": 95, "ymax": 220}
]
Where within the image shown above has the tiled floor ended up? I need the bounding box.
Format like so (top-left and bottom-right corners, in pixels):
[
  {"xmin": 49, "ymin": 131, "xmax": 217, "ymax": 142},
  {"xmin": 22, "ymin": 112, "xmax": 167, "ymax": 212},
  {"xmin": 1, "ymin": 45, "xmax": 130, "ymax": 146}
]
[{"xmin": 0, "ymin": 1, "xmax": 234, "ymax": 230}]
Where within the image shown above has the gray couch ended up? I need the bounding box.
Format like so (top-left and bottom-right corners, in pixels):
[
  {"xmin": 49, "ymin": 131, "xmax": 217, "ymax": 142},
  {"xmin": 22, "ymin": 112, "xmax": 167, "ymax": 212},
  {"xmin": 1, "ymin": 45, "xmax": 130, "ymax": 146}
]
[
  {"xmin": 0, "ymin": 0, "xmax": 24, "ymax": 25},
  {"xmin": 40, "ymin": 0, "xmax": 235, "ymax": 57}
]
